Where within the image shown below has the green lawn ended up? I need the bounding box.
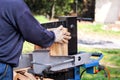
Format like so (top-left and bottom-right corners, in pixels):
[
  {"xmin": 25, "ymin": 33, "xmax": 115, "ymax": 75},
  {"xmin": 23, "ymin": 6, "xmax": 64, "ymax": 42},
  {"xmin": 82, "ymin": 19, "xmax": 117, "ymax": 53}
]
[
  {"xmin": 34, "ymin": 15, "xmax": 49, "ymax": 23},
  {"xmin": 78, "ymin": 22, "xmax": 120, "ymax": 37},
  {"xmin": 22, "ymin": 15, "xmax": 120, "ymax": 80},
  {"xmin": 78, "ymin": 22, "xmax": 120, "ymax": 80},
  {"xmin": 78, "ymin": 47, "xmax": 120, "ymax": 80}
]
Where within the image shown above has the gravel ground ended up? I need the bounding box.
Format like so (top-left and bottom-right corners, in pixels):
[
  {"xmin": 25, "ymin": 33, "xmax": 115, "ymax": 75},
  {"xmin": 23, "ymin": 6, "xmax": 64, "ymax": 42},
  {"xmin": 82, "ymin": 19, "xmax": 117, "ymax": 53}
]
[{"xmin": 77, "ymin": 32, "xmax": 120, "ymax": 49}]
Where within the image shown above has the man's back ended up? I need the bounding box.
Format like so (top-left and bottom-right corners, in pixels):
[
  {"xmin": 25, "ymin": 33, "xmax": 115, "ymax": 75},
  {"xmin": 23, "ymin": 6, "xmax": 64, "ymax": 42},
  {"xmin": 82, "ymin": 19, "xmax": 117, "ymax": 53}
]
[
  {"xmin": 0, "ymin": 0, "xmax": 27, "ymax": 67},
  {"xmin": 0, "ymin": 0, "xmax": 55, "ymax": 67}
]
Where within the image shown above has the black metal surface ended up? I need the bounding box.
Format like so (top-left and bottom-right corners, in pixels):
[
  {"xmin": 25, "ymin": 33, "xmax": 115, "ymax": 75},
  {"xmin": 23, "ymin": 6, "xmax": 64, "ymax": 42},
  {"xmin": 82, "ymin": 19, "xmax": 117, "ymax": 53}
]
[
  {"xmin": 41, "ymin": 20, "xmax": 66, "ymax": 28},
  {"xmin": 43, "ymin": 68, "xmax": 74, "ymax": 80},
  {"xmin": 77, "ymin": 17, "xmax": 94, "ymax": 22}
]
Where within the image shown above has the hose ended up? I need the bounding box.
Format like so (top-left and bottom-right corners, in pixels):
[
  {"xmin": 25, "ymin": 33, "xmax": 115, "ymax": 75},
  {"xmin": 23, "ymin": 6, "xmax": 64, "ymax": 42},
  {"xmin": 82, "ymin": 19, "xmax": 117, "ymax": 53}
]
[
  {"xmin": 80, "ymin": 65, "xmax": 111, "ymax": 80},
  {"xmin": 80, "ymin": 69, "xmax": 86, "ymax": 79},
  {"xmin": 104, "ymin": 67, "xmax": 111, "ymax": 80}
]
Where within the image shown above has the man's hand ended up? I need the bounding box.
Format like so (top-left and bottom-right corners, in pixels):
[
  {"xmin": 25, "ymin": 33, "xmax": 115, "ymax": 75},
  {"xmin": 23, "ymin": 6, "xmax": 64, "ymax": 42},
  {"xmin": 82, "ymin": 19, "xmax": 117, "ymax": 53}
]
[{"xmin": 48, "ymin": 25, "xmax": 71, "ymax": 43}]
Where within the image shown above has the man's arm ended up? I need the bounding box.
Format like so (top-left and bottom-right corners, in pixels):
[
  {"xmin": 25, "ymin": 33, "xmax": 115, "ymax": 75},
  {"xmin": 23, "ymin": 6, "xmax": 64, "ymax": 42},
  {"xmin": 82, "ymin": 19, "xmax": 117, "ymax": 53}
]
[
  {"xmin": 16, "ymin": 10, "xmax": 55, "ymax": 48},
  {"xmin": 11, "ymin": 1, "xmax": 71, "ymax": 48}
]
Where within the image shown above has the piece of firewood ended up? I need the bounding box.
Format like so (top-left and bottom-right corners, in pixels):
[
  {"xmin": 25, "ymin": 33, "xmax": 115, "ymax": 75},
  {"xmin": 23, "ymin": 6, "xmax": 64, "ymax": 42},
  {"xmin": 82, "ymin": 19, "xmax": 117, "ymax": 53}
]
[{"xmin": 49, "ymin": 42, "xmax": 68, "ymax": 56}]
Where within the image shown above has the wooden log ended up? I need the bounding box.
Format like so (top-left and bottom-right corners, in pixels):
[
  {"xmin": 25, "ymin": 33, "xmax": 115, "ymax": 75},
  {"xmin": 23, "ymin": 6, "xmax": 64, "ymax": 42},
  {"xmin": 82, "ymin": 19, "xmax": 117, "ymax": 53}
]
[
  {"xmin": 14, "ymin": 73, "xmax": 29, "ymax": 80},
  {"xmin": 34, "ymin": 45, "xmax": 42, "ymax": 50},
  {"xmin": 49, "ymin": 42, "xmax": 68, "ymax": 56},
  {"xmin": 43, "ymin": 78, "xmax": 53, "ymax": 80}
]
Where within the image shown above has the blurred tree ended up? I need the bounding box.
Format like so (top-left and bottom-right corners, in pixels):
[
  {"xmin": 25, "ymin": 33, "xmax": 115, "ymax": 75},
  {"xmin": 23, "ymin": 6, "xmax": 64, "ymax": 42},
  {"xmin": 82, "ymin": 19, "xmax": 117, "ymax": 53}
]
[
  {"xmin": 24, "ymin": 0, "xmax": 95, "ymax": 19},
  {"xmin": 24, "ymin": 0, "xmax": 74, "ymax": 19}
]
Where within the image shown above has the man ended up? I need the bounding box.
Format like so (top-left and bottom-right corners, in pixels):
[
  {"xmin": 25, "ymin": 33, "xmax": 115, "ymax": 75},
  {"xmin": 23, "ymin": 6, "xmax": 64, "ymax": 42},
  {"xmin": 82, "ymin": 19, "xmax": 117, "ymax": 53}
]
[{"xmin": 0, "ymin": 0, "xmax": 71, "ymax": 79}]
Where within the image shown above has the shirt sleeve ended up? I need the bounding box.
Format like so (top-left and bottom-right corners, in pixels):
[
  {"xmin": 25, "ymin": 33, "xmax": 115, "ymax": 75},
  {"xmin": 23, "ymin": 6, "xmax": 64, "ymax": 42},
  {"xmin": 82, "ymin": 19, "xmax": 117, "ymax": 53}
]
[{"xmin": 13, "ymin": 2, "xmax": 55, "ymax": 48}]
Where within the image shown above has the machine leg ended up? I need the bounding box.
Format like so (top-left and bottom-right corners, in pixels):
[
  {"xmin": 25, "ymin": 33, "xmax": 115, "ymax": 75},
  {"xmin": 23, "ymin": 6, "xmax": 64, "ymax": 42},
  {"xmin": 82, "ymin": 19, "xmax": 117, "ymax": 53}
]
[{"xmin": 74, "ymin": 67, "xmax": 80, "ymax": 80}]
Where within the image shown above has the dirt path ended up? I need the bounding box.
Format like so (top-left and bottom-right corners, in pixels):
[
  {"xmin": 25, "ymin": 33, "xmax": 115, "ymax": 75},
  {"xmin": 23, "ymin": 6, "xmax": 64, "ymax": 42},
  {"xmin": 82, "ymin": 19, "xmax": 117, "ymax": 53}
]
[
  {"xmin": 78, "ymin": 32, "xmax": 120, "ymax": 49},
  {"xmin": 77, "ymin": 22, "xmax": 120, "ymax": 49}
]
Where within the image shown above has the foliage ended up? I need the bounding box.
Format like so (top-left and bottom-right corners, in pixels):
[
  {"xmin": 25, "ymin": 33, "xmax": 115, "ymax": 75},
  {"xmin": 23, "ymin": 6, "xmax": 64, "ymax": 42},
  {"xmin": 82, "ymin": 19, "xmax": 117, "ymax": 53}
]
[
  {"xmin": 24, "ymin": 0, "xmax": 74, "ymax": 19},
  {"xmin": 24, "ymin": 0, "xmax": 95, "ymax": 19},
  {"xmin": 55, "ymin": 0, "xmax": 72, "ymax": 17}
]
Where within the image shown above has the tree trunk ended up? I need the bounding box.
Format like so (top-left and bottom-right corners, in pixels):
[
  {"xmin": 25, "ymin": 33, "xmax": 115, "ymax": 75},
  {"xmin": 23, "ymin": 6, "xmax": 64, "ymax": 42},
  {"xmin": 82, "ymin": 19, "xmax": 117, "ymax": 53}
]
[{"xmin": 50, "ymin": 1, "xmax": 55, "ymax": 20}]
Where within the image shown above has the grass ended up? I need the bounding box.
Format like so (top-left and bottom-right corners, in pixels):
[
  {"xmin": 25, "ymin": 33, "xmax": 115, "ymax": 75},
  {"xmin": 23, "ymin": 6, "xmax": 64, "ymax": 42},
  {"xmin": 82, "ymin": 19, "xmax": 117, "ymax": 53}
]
[
  {"xmin": 81, "ymin": 67, "xmax": 120, "ymax": 80},
  {"xmin": 78, "ymin": 22, "xmax": 120, "ymax": 37},
  {"xmin": 22, "ymin": 16, "xmax": 120, "ymax": 79},
  {"xmin": 78, "ymin": 22, "xmax": 120, "ymax": 80},
  {"xmin": 34, "ymin": 15, "xmax": 49, "ymax": 23},
  {"xmin": 80, "ymin": 48, "xmax": 120, "ymax": 66},
  {"xmin": 78, "ymin": 47, "xmax": 120, "ymax": 80}
]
